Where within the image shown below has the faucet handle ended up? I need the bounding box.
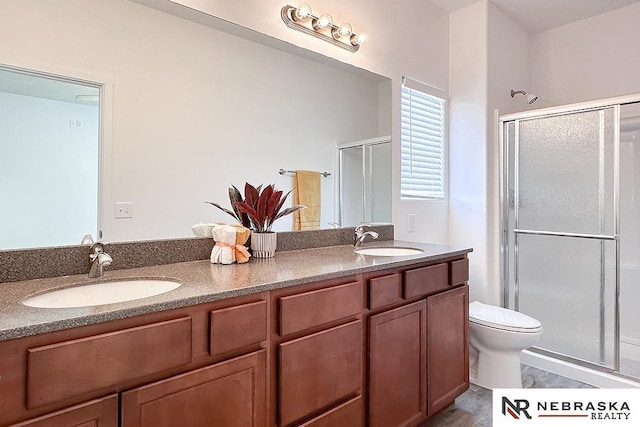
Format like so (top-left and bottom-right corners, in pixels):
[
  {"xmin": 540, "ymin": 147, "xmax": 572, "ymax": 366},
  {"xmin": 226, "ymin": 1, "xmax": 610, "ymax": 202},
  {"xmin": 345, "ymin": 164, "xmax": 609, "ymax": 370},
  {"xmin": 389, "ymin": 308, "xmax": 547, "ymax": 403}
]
[
  {"xmin": 80, "ymin": 234, "xmax": 94, "ymax": 245},
  {"xmin": 354, "ymin": 224, "xmax": 368, "ymax": 234},
  {"xmin": 89, "ymin": 242, "xmax": 105, "ymax": 261}
]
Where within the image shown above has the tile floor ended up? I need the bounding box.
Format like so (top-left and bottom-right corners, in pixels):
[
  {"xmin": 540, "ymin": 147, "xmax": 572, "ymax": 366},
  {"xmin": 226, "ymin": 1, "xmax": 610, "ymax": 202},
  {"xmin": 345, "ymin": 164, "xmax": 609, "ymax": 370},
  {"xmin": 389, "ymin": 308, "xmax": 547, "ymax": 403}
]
[{"xmin": 421, "ymin": 365, "xmax": 593, "ymax": 427}]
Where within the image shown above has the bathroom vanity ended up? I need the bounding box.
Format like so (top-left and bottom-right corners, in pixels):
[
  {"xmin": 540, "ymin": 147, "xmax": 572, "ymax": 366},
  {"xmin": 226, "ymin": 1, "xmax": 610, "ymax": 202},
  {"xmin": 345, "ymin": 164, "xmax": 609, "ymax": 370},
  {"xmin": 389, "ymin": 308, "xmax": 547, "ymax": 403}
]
[{"xmin": 0, "ymin": 242, "xmax": 470, "ymax": 427}]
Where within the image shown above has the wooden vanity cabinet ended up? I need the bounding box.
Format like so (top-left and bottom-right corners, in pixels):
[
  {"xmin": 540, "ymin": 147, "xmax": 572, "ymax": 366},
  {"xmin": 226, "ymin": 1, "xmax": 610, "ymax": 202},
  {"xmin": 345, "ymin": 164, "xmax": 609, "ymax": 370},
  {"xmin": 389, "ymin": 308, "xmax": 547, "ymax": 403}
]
[
  {"xmin": 364, "ymin": 257, "xmax": 470, "ymax": 427},
  {"xmin": 1, "ymin": 254, "xmax": 470, "ymax": 427},
  {"xmin": 0, "ymin": 293, "xmax": 269, "ymax": 427}
]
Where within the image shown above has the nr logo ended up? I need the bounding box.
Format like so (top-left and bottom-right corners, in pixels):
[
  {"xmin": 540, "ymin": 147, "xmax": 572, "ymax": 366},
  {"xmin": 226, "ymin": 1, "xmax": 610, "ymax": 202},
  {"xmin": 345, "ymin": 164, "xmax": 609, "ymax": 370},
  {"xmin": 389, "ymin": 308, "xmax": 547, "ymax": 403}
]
[{"xmin": 502, "ymin": 397, "xmax": 532, "ymax": 420}]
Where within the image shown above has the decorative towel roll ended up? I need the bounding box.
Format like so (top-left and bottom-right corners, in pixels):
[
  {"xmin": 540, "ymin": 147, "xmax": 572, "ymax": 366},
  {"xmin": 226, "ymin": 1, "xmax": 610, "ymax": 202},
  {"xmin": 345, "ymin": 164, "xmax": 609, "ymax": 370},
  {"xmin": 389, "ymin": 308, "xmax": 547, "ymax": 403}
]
[
  {"xmin": 211, "ymin": 225, "xmax": 237, "ymax": 264},
  {"xmin": 232, "ymin": 225, "xmax": 251, "ymax": 264}
]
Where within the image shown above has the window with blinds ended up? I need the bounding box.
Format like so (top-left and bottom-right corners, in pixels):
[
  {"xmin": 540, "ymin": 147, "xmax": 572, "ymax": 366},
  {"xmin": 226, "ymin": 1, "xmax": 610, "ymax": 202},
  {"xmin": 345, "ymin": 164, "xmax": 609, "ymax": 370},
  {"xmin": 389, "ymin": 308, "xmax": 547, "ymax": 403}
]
[{"xmin": 401, "ymin": 84, "xmax": 446, "ymax": 200}]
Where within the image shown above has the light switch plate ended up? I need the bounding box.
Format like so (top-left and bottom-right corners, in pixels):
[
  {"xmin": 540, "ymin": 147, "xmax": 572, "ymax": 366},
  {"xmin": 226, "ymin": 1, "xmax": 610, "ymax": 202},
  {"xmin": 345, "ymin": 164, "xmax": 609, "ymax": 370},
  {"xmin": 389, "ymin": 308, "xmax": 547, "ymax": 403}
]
[{"xmin": 408, "ymin": 214, "xmax": 416, "ymax": 233}]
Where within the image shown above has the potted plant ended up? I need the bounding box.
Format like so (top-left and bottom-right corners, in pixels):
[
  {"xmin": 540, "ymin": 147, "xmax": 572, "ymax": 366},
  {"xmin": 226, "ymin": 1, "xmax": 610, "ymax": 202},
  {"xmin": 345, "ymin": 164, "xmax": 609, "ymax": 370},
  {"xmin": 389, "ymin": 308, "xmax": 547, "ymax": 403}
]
[{"xmin": 207, "ymin": 183, "xmax": 304, "ymax": 258}]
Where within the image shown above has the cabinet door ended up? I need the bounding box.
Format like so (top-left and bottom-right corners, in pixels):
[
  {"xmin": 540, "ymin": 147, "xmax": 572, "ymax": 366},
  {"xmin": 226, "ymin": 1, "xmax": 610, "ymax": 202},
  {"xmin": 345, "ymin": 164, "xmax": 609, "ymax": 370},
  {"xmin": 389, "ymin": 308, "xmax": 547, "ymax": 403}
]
[
  {"xmin": 368, "ymin": 300, "xmax": 427, "ymax": 427},
  {"xmin": 121, "ymin": 350, "xmax": 266, "ymax": 427},
  {"xmin": 426, "ymin": 285, "xmax": 469, "ymax": 416},
  {"xmin": 9, "ymin": 394, "xmax": 117, "ymax": 427}
]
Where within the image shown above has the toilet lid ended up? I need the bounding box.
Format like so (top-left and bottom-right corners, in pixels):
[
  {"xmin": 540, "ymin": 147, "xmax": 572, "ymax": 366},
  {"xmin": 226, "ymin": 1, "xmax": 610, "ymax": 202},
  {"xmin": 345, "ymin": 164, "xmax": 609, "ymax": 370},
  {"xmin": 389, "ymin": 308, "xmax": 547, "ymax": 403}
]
[{"xmin": 469, "ymin": 301, "xmax": 542, "ymax": 331}]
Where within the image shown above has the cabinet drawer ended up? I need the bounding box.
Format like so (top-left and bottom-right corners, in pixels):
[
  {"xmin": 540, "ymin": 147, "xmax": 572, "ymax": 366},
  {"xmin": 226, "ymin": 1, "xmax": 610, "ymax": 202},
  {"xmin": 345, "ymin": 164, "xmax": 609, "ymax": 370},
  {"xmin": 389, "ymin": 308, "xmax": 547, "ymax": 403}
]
[
  {"xmin": 298, "ymin": 396, "xmax": 363, "ymax": 427},
  {"xmin": 121, "ymin": 350, "xmax": 266, "ymax": 427},
  {"xmin": 368, "ymin": 273, "xmax": 403, "ymax": 309},
  {"xmin": 279, "ymin": 320, "xmax": 362, "ymax": 426},
  {"xmin": 27, "ymin": 317, "xmax": 192, "ymax": 408},
  {"xmin": 279, "ymin": 281, "xmax": 361, "ymax": 336},
  {"xmin": 451, "ymin": 258, "xmax": 470, "ymax": 286},
  {"xmin": 210, "ymin": 300, "xmax": 267, "ymax": 356},
  {"xmin": 404, "ymin": 263, "xmax": 449, "ymax": 299},
  {"xmin": 9, "ymin": 394, "xmax": 118, "ymax": 427}
]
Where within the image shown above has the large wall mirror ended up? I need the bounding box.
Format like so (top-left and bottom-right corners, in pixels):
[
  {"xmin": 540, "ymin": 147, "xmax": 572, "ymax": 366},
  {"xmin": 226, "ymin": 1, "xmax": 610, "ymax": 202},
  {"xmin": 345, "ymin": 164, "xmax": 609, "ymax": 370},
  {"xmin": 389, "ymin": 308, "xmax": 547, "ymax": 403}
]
[
  {"xmin": 0, "ymin": 0, "xmax": 392, "ymax": 251},
  {"xmin": 0, "ymin": 67, "xmax": 101, "ymax": 250}
]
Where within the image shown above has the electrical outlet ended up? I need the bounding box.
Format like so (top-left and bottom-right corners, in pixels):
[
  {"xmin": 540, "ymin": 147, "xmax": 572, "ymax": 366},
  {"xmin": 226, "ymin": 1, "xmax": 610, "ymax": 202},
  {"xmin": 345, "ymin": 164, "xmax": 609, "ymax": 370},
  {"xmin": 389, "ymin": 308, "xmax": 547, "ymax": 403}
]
[
  {"xmin": 407, "ymin": 214, "xmax": 416, "ymax": 233},
  {"xmin": 115, "ymin": 202, "xmax": 133, "ymax": 219}
]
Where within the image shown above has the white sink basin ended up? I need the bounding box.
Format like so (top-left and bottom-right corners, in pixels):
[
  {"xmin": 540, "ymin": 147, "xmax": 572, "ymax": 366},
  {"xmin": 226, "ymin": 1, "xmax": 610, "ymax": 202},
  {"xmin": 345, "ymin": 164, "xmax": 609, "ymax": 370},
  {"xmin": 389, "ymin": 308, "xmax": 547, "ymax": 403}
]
[
  {"xmin": 355, "ymin": 247, "xmax": 423, "ymax": 257},
  {"xmin": 22, "ymin": 279, "xmax": 181, "ymax": 308}
]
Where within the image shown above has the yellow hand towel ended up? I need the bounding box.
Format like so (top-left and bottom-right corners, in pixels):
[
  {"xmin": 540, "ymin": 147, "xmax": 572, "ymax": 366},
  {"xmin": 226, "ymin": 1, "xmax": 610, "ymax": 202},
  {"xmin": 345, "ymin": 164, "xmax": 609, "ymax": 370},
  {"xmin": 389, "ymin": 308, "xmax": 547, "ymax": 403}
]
[{"xmin": 294, "ymin": 170, "xmax": 321, "ymax": 231}]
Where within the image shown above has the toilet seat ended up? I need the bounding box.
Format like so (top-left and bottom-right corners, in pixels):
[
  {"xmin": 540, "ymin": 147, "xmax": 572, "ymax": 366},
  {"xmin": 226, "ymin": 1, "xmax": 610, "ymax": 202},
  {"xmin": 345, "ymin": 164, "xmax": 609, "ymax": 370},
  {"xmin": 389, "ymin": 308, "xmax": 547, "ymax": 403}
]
[{"xmin": 469, "ymin": 301, "xmax": 542, "ymax": 333}]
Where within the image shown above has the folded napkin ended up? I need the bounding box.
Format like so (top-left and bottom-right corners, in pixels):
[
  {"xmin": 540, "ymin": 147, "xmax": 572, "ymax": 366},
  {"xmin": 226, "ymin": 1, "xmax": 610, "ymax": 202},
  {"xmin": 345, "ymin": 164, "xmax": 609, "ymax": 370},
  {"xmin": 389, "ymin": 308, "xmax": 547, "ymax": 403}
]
[{"xmin": 192, "ymin": 223, "xmax": 217, "ymax": 238}]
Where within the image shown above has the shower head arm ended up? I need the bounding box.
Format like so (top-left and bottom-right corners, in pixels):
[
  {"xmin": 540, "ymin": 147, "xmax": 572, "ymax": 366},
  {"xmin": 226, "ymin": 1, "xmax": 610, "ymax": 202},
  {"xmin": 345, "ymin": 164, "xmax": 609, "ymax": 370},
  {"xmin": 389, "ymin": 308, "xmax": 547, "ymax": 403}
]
[{"xmin": 511, "ymin": 89, "xmax": 538, "ymax": 104}]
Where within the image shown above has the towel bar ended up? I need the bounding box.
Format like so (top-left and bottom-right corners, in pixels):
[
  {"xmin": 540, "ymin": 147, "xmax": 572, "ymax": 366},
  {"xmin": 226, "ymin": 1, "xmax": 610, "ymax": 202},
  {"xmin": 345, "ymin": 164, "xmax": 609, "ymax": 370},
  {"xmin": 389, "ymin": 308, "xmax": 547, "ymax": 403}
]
[{"xmin": 279, "ymin": 169, "xmax": 331, "ymax": 177}]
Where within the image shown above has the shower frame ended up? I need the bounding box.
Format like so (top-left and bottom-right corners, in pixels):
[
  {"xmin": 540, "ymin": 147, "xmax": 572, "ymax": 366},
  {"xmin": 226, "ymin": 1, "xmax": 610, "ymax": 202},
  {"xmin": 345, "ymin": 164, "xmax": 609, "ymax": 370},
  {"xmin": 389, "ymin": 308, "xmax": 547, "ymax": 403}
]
[{"xmin": 499, "ymin": 92, "xmax": 640, "ymax": 377}]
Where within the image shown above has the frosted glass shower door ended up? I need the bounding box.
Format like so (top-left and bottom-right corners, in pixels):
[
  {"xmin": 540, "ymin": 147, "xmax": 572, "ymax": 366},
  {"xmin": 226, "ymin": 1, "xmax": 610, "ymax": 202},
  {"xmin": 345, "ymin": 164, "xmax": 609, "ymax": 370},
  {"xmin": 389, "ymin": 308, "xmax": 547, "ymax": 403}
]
[{"xmin": 507, "ymin": 107, "xmax": 618, "ymax": 369}]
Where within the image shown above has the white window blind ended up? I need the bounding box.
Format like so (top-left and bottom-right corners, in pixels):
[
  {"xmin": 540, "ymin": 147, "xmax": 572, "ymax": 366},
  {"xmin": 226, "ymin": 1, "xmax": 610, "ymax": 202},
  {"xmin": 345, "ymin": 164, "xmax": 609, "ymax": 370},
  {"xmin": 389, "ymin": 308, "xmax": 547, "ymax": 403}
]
[{"xmin": 401, "ymin": 83, "xmax": 445, "ymax": 200}]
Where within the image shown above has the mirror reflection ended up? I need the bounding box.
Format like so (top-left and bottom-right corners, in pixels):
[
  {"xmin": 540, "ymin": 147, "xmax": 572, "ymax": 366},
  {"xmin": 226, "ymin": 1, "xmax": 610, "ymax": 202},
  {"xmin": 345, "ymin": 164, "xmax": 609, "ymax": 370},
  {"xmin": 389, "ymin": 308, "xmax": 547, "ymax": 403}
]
[
  {"xmin": 0, "ymin": 67, "xmax": 99, "ymax": 250},
  {"xmin": 339, "ymin": 137, "xmax": 392, "ymax": 227},
  {"xmin": 0, "ymin": 0, "xmax": 392, "ymax": 250}
]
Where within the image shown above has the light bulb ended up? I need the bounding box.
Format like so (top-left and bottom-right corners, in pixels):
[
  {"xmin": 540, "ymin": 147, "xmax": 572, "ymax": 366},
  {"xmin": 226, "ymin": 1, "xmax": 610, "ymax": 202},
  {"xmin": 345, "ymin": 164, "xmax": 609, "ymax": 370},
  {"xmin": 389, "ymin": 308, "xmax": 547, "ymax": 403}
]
[
  {"xmin": 332, "ymin": 22, "xmax": 352, "ymax": 39},
  {"xmin": 350, "ymin": 32, "xmax": 368, "ymax": 46},
  {"xmin": 294, "ymin": 4, "xmax": 312, "ymax": 21},
  {"xmin": 313, "ymin": 14, "xmax": 332, "ymax": 30}
]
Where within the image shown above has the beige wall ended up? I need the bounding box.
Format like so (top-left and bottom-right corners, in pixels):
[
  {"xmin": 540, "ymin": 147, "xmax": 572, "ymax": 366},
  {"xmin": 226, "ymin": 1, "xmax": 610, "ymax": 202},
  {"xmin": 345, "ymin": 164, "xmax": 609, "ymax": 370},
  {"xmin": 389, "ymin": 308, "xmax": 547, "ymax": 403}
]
[
  {"xmin": 449, "ymin": 0, "xmax": 532, "ymax": 304},
  {"xmin": 532, "ymin": 2, "xmax": 640, "ymax": 106}
]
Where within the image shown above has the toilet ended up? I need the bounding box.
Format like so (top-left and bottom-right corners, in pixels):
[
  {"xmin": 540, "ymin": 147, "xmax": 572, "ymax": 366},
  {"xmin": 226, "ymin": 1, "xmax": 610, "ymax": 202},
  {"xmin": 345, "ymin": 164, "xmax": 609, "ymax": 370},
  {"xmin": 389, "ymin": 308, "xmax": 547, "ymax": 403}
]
[{"xmin": 468, "ymin": 301, "xmax": 542, "ymax": 389}]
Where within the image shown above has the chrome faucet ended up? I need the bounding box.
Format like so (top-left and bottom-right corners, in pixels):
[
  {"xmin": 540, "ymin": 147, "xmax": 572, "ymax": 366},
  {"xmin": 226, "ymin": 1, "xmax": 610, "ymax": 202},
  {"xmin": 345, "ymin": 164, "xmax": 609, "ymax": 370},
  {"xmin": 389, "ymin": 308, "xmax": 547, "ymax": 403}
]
[
  {"xmin": 88, "ymin": 243, "xmax": 112, "ymax": 278},
  {"xmin": 354, "ymin": 225, "xmax": 379, "ymax": 247}
]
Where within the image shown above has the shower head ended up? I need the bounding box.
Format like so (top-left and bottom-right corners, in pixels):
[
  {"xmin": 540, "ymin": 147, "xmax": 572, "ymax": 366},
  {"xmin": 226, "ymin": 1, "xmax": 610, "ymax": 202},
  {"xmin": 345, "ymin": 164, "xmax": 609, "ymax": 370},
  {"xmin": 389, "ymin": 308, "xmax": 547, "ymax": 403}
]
[{"xmin": 511, "ymin": 89, "xmax": 538, "ymax": 105}]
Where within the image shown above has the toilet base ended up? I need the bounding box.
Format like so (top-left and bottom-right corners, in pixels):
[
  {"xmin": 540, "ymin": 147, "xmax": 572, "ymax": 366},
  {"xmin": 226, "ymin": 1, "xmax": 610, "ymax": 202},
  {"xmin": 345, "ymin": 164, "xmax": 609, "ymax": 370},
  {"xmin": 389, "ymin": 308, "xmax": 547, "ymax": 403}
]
[{"xmin": 471, "ymin": 350, "xmax": 523, "ymax": 389}]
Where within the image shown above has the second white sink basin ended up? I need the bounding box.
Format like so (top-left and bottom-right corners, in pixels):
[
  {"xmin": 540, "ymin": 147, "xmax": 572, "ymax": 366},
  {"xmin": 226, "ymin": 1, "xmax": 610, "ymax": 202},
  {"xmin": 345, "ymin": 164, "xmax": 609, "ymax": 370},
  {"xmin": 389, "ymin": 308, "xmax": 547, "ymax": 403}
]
[
  {"xmin": 355, "ymin": 247, "xmax": 423, "ymax": 257},
  {"xmin": 22, "ymin": 279, "xmax": 181, "ymax": 309}
]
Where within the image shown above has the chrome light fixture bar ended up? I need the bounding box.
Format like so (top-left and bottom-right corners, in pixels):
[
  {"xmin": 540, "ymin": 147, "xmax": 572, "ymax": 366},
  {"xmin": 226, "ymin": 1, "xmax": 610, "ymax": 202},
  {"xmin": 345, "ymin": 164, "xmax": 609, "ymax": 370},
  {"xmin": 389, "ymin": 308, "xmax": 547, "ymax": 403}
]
[{"xmin": 281, "ymin": 4, "xmax": 368, "ymax": 53}]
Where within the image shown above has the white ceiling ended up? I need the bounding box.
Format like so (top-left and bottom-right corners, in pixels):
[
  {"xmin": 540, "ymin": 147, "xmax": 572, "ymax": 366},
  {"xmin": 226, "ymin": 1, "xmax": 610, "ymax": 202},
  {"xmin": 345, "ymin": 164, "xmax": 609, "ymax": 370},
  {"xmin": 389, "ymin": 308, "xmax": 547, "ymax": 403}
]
[{"xmin": 429, "ymin": 0, "xmax": 640, "ymax": 33}]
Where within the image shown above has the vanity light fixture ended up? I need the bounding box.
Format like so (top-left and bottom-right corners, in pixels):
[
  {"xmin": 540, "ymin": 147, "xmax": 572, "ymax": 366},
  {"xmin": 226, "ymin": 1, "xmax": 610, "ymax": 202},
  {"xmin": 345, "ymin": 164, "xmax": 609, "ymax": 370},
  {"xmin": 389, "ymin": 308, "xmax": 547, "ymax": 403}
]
[{"xmin": 281, "ymin": 4, "xmax": 367, "ymax": 53}]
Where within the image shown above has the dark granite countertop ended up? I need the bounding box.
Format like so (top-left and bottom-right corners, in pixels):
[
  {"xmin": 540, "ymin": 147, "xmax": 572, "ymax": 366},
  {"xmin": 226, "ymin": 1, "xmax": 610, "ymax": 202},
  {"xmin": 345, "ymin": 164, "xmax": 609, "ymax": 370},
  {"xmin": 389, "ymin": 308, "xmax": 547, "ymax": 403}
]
[{"xmin": 0, "ymin": 241, "xmax": 471, "ymax": 342}]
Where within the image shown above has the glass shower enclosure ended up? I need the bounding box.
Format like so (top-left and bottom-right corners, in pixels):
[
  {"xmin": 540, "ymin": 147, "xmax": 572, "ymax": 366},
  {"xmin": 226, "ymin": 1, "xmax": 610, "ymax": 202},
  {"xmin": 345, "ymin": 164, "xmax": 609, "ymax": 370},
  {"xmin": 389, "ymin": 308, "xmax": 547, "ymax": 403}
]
[
  {"xmin": 500, "ymin": 95, "xmax": 640, "ymax": 379},
  {"xmin": 338, "ymin": 136, "xmax": 392, "ymax": 227}
]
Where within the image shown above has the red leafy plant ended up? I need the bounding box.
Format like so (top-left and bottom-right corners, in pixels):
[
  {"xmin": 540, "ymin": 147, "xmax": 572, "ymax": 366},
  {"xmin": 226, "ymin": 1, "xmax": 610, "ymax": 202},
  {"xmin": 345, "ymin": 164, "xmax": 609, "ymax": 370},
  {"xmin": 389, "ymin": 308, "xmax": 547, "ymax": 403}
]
[{"xmin": 207, "ymin": 183, "xmax": 304, "ymax": 233}]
